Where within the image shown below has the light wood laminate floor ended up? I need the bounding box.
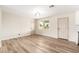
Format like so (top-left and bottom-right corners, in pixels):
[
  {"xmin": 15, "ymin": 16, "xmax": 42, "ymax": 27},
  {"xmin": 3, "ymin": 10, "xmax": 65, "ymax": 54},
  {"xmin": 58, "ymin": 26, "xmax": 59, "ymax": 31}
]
[{"xmin": 0, "ymin": 34, "xmax": 79, "ymax": 53}]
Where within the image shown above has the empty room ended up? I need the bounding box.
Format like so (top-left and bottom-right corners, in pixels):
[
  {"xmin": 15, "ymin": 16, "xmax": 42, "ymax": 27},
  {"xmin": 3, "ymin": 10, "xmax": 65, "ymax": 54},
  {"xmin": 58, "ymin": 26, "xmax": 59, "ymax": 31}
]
[{"xmin": 0, "ymin": 5, "xmax": 79, "ymax": 53}]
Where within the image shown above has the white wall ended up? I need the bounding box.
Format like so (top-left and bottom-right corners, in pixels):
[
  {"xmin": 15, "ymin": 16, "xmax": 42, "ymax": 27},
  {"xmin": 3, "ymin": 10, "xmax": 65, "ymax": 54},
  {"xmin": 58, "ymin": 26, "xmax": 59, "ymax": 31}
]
[
  {"xmin": 36, "ymin": 12, "xmax": 78, "ymax": 44},
  {"xmin": 36, "ymin": 17, "xmax": 57, "ymax": 38},
  {"xmin": 75, "ymin": 11, "xmax": 79, "ymax": 44},
  {"xmin": 1, "ymin": 11, "xmax": 34, "ymax": 40},
  {"xmin": 75, "ymin": 11, "xmax": 79, "ymax": 25},
  {"xmin": 0, "ymin": 8, "xmax": 2, "ymax": 47},
  {"xmin": 0, "ymin": 8, "xmax": 2, "ymax": 39}
]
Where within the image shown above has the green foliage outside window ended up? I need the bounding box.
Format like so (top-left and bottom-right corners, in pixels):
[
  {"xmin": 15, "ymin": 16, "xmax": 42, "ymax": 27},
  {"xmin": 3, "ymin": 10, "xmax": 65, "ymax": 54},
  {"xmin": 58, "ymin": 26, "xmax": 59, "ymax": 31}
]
[{"xmin": 40, "ymin": 20, "xmax": 49, "ymax": 29}]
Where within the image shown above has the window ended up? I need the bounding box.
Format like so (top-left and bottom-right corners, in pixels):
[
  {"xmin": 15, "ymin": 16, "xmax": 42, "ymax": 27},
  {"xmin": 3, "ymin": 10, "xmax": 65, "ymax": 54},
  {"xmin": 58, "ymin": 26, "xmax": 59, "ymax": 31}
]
[{"xmin": 39, "ymin": 20, "xmax": 49, "ymax": 29}]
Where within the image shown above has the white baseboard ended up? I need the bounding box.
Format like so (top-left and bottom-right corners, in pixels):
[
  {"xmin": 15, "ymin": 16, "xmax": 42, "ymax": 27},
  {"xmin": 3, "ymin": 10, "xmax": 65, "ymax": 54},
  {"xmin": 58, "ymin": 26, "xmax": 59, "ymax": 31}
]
[
  {"xmin": 36, "ymin": 33, "xmax": 58, "ymax": 38},
  {"xmin": 0, "ymin": 32, "xmax": 32, "ymax": 40},
  {"xmin": 36, "ymin": 33, "xmax": 77, "ymax": 44}
]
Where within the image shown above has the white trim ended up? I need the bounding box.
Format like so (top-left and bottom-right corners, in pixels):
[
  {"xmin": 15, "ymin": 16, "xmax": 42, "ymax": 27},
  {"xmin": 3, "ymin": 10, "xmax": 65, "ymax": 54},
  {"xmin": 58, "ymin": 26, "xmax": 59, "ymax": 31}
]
[{"xmin": 0, "ymin": 32, "xmax": 32, "ymax": 40}]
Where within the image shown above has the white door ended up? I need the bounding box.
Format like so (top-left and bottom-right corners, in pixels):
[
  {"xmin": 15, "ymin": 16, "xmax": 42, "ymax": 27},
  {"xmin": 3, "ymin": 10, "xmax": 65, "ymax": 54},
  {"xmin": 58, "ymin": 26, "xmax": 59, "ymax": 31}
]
[{"xmin": 58, "ymin": 17, "xmax": 69, "ymax": 40}]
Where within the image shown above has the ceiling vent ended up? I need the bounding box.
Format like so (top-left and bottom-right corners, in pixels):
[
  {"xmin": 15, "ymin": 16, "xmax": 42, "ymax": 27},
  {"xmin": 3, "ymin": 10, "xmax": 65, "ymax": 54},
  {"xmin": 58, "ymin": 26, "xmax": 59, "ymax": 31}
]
[{"xmin": 49, "ymin": 5, "xmax": 54, "ymax": 8}]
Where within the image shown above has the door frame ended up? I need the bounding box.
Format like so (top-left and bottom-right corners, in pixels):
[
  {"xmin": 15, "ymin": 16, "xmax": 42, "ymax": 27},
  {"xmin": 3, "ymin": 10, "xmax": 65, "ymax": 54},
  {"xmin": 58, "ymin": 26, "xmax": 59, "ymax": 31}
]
[{"xmin": 57, "ymin": 17, "xmax": 69, "ymax": 40}]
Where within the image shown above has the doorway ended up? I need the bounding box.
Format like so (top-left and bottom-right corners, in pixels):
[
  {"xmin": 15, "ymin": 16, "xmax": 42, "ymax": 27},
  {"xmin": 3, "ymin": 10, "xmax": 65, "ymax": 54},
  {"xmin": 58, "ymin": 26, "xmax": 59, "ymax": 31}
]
[{"xmin": 57, "ymin": 17, "xmax": 69, "ymax": 40}]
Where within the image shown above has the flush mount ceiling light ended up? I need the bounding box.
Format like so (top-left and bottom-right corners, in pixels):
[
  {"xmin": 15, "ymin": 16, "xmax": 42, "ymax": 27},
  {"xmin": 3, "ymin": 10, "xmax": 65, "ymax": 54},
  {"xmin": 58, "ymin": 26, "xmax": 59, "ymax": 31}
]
[
  {"xmin": 49, "ymin": 5, "xmax": 54, "ymax": 8},
  {"xmin": 33, "ymin": 8, "xmax": 41, "ymax": 17},
  {"xmin": 32, "ymin": 8, "xmax": 41, "ymax": 17},
  {"xmin": 34, "ymin": 11, "xmax": 40, "ymax": 17}
]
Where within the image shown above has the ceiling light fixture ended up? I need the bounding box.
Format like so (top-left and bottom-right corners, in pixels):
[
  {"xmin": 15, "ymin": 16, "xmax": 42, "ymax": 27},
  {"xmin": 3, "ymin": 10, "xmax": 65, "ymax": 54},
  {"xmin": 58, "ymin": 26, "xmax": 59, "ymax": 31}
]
[{"xmin": 33, "ymin": 8, "xmax": 40, "ymax": 17}]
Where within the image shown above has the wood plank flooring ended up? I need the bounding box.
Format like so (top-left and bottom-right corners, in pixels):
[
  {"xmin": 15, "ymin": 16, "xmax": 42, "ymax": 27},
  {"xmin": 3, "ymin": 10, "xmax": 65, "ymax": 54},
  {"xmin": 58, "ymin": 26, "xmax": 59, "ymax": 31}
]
[{"xmin": 0, "ymin": 34, "xmax": 79, "ymax": 53}]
